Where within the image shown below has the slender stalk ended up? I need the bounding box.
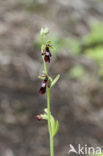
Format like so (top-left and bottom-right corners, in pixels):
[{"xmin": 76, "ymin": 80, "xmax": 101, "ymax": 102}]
[
  {"xmin": 43, "ymin": 58, "xmax": 47, "ymax": 74},
  {"xmin": 50, "ymin": 136, "xmax": 54, "ymax": 156},
  {"xmin": 47, "ymin": 87, "xmax": 54, "ymax": 156},
  {"xmin": 43, "ymin": 54, "xmax": 54, "ymax": 156},
  {"xmin": 40, "ymin": 29, "xmax": 54, "ymax": 156},
  {"xmin": 43, "ymin": 61, "xmax": 54, "ymax": 156}
]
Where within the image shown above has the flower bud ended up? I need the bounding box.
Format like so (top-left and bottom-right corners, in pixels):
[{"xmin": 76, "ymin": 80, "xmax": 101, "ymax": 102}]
[{"xmin": 35, "ymin": 115, "xmax": 42, "ymax": 121}]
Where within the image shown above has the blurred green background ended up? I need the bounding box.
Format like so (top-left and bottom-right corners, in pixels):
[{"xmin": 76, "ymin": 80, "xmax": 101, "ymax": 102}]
[{"xmin": 0, "ymin": 0, "xmax": 103, "ymax": 155}]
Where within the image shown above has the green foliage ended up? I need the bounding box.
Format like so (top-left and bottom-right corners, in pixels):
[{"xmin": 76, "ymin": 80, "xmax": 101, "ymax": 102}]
[
  {"xmin": 83, "ymin": 22, "xmax": 103, "ymax": 45},
  {"xmin": 83, "ymin": 22, "xmax": 103, "ymax": 83},
  {"xmin": 69, "ymin": 65, "xmax": 86, "ymax": 80},
  {"xmin": 85, "ymin": 46, "xmax": 103, "ymax": 63},
  {"xmin": 51, "ymin": 74, "xmax": 60, "ymax": 88},
  {"xmin": 66, "ymin": 38, "xmax": 81, "ymax": 56}
]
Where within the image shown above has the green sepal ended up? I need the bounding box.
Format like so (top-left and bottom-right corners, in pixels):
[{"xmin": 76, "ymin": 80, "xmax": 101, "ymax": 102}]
[
  {"xmin": 41, "ymin": 114, "xmax": 48, "ymax": 120},
  {"xmin": 51, "ymin": 74, "xmax": 60, "ymax": 88},
  {"xmin": 38, "ymin": 108, "xmax": 48, "ymax": 120},
  {"xmin": 38, "ymin": 75, "xmax": 45, "ymax": 79},
  {"xmin": 46, "ymin": 40, "xmax": 52, "ymax": 44},
  {"xmin": 49, "ymin": 45, "xmax": 55, "ymax": 50}
]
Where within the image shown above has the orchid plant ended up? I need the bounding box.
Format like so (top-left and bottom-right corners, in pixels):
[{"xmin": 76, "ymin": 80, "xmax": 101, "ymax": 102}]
[{"xmin": 35, "ymin": 28, "xmax": 60, "ymax": 156}]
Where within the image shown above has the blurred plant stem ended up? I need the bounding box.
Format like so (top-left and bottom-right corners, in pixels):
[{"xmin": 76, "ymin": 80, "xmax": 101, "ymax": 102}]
[
  {"xmin": 40, "ymin": 29, "xmax": 54, "ymax": 156},
  {"xmin": 47, "ymin": 87, "xmax": 54, "ymax": 156}
]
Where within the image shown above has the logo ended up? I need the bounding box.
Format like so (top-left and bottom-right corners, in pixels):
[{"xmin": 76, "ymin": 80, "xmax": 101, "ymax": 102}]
[
  {"xmin": 68, "ymin": 144, "xmax": 78, "ymax": 154},
  {"xmin": 68, "ymin": 144, "xmax": 102, "ymax": 155}
]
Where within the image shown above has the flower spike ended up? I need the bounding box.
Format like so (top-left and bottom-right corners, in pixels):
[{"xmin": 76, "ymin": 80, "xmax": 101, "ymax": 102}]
[{"xmin": 38, "ymin": 27, "xmax": 60, "ymax": 156}]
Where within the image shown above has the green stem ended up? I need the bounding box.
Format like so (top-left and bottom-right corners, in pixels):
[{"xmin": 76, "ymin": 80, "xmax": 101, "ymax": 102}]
[
  {"xmin": 43, "ymin": 58, "xmax": 47, "ymax": 74},
  {"xmin": 47, "ymin": 87, "xmax": 54, "ymax": 156},
  {"xmin": 50, "ymin": 135, "xmax": 54, "ymax": 156}
]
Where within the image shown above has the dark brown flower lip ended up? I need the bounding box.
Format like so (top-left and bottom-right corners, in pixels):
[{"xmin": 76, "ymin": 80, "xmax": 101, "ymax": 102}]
[
  {"xmin": 42, "ymin": 44, "xmax": 52, "ymax": 63},
  {"xmin": 39, "ymin": 86, "xmax": 46, "ymax": 94},
  {"xmin": 39, "ymin": 76, "xmax": 49, "ymax": 94},
  {"xmin": 44, "ymin": 55, "xmax": 50, "ymax": 63}
]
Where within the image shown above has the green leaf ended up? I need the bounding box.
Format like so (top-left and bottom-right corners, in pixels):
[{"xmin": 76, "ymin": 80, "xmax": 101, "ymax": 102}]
[
  {"xmin": 54, "ymin": 120, "xmax": 59, "ymax": 136},
  {"xmin": 48, "ymin": 76, "xmax": 52, "ymax": 88},
  {"xmin": 49, "ymin": 76, "xmax": 53, "ymax": 82},
  {"xmin": 50, "ymin": 115, "xmax": 56, "ymax": 136},
  {"xmin": 51, "ymin": 74, "xmax": 60, "ymax": 88}
]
